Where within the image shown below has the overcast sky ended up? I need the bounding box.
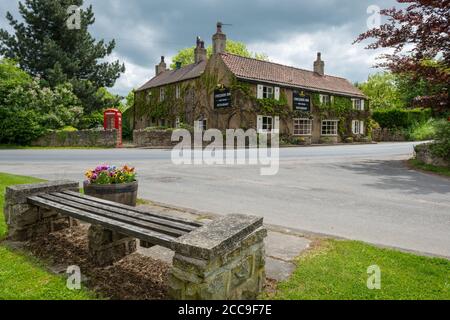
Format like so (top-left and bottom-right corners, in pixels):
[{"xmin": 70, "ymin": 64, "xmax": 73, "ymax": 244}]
[{"xmin": 0, "ymin": 0, "xmax": 402, "ymax": 96}]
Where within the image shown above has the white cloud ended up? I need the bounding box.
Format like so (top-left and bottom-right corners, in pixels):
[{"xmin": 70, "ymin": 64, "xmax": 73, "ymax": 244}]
[
  {"xmin": 247, "ymin": 25, "xmax": 389, "ymax": 83},
  {"xmin": 108, "ymin": 53, "xmax": 151, "ymax": 96}
]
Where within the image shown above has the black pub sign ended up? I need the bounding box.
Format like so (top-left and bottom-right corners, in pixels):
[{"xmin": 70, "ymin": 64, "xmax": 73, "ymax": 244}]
[
  {"xmin": 293, "ymin": 90, "xmax": 311, "ymax": 112},
  {"xmin": 214, "ymin": 88, "xmax": 232, "ymax": 109}
]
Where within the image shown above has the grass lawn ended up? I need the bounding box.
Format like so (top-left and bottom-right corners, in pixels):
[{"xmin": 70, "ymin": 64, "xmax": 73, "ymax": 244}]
[
  {"xmin": 271, "ymin": 240, "xmax": 450, "ymax": 300},
  {"xmin": 408, "ymin": 159, "xmax": 450, "ymax": 177},
  {"xmin": 0, "ymin": 172, "xmax": 95, "ymax": 300}
]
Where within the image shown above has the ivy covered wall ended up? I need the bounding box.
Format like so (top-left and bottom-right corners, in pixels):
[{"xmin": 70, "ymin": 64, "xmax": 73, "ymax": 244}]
[{"xmin": 132, "ymin": 54, "xmax": 371, "ymax": 143}]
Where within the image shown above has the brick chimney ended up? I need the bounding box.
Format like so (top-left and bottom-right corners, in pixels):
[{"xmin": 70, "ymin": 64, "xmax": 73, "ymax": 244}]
[
  {"xmin": 314, "ymin": 52, "xmax": 325, "ymax": 76},
  {"xmin": 194, "ymin": 37, "xmax": 207, "ymax": 63},
  {"xmin": 212, "ymin": 22, "xmax": 227, "ymax": 55},
  {"xmin": 155, "ymin": 56, "xmax": 167, "ymax": 76}
]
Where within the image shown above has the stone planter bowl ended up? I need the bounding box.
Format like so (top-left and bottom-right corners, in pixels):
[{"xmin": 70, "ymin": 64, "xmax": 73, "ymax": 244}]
[{"xmin": 83, "ymin": 181, "xmax": 138, "ymax": 206}]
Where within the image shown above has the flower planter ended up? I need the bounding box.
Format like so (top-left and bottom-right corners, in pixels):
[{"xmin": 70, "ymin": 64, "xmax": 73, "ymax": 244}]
[{"xmin": 83, "ymin": 181, "xmax": 138, "ymax": 207}]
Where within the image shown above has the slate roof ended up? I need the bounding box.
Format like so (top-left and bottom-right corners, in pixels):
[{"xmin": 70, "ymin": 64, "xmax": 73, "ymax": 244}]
[
  {"xmin": 220, "ymin": 53, "xmax": 365, "ymax": 98},
  {"xmin": 136, "ymin": 60, "xmax": 207, "ymax": 91}
]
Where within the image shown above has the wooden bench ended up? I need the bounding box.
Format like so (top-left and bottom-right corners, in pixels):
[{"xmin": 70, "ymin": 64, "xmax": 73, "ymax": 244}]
[
  {"xmin": 5, "ymin": 180, "xmax": 267, "ymax": 300},
  {"xmin": 27, "ymin": 190, "xmax": 203, "ymax": 248}
]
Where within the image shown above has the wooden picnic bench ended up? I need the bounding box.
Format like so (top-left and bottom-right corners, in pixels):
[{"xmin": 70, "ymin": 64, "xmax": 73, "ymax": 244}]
[{"xmin": 5, "ymin": 180, "xmax": 267, "ymax": 300}]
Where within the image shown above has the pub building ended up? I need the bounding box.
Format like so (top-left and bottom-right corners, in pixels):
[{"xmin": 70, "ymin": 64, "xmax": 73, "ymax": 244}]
[{"xmin": 133, "ymin": 23, "xmax": 369, "ymax": 144}]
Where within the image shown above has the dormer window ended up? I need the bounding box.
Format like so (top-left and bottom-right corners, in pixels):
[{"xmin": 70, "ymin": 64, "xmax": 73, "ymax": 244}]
[
  {"xmin": 352, "ymin": 98, "xmax": 365, "ymax": 111},
  {"xmin": 257, "ymin": 84, "xmax": 280, "ymax": 100},
  {"xmin": 320, "ymin": 94, "xmax": 331, "ymax": 106}
]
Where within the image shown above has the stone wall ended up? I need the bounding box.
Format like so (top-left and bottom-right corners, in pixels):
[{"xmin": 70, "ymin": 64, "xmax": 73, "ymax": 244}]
[
  {"xmin": 415, "ymin": 143, "xmax": 449, "ymax": 167},
  {"xmin": 4, "ymin": 181, "xmax": 79, "ymax": 241},
  {"xmin": 169, "ymin": 214, "xmax": 267, "ymax": 300},
  {"xmin": 133, "ymin": 129, "xmax": 177, "ymax": 147},
  {"xmin": 32, "ymin": 129, "xmax": 118, "ymax": 148},
  {"xmin": 372, "ymin": 128, "xmax": 406, "ymax": 142}
]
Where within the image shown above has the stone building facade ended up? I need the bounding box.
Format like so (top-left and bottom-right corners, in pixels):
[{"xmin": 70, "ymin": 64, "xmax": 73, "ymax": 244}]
[{"xmin": 133, "ymin": 23, "xmax": 370, "ymax": 144}]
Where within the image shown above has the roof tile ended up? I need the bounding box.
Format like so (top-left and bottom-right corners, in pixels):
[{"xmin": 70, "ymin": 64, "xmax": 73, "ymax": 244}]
[{"xmin": 220, "ymin": 53, "xmax": 365, "ymax": 97}]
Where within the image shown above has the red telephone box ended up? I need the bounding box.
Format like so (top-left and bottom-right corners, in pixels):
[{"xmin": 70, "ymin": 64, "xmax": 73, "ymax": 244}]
[{"xmin": 104, "ymin": 109, "xmax": 122, "ymax": 147}]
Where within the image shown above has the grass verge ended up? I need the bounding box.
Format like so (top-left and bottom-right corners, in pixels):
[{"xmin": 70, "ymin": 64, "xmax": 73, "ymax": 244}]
[
  {"xmin": 270, "ymin": 240, "xmax": 450, "ymax": 300},
  {"xmin": 0, "ymin": 172, "xmax": 95, "ymax": 300},
  {"xmin": 408, "ymin": 159, "xmax": 450, "ymax": 177}
]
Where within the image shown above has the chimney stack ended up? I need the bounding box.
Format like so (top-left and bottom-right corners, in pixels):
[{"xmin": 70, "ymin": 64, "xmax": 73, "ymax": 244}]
[
  {"xmin": 194, "ymin": 36, "xmax": 207, "ymax": 63},
  {"xmin": 155, "ymin": 56, "xmax": 167, "ymax": 76},
  {"xmin": 314, "ymin": 52, "xmax": 325, "ymax": 76},
  {"xmin": 212, "ymin": 22, "xmax": 227, "ymax": 55}
]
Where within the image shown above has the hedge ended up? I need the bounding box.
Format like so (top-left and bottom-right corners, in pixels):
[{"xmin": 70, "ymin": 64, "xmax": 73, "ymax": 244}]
[{"xmin": 372, "ymin": 108, "xmax": 432, "ymax": 129}]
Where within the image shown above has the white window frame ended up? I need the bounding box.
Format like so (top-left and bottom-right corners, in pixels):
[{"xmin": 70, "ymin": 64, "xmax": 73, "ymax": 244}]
[
  {"xmin": 195, "ymin": 119, "xmax": 207, "ymax": 131},
  {"xmin": 320, "ymin": 94, "xmax": 331, "ymax": 106},
  {"xmin": 293, "ymin": 118, "xmax": 312, "ymax": 136},
  {"xmin": 321, "ymin": 120, "xmax": 339, "ymax": 136},
  {"xmin": 352, "ymin": 98, "xmax": 365, "ymax": 111},
  {"xmin": 352, "ymin": 120, "xmax": 365, "ymax": 135},
  {"xmin": 257, "ymin": 115, "xmax": 273, "ymax": 133},
  {"xmin": 160, "ymin": 87, "xmax": 165, "ymax": 102},
  {"xmin": 175, "ymin": 85, "xmax": 181, "ymax": 99},
  {"xmin": 263, "ymin": 86, "xmax": 274, "ymax": 99}
]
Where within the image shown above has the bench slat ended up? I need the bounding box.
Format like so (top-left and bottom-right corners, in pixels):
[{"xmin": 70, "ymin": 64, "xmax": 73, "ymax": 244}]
[
  {"xmin": 39, "ymin": 193, "xmax": 187, "ymax": 238},
  {"xmin": 50, "ymin": 192, "xmax": 197, "ymax": 233},
  {"xmin": 62, "ymin": 190, "xmax": 203, "ymax": 228},
  {"xmin": 27, "ymin": 195, "xmax": 176, "ymax": 248}
]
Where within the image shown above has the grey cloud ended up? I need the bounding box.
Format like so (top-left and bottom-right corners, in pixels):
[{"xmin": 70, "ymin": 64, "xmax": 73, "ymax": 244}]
[{"xmin": 1, "ymin": 0, "xmax": 402, "ymax": 95}]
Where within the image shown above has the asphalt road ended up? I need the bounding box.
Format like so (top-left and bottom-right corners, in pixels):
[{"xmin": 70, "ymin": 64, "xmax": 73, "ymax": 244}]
[{"xmin": 0, "ymin": 142, "xmax": 449, "ymax": 258}]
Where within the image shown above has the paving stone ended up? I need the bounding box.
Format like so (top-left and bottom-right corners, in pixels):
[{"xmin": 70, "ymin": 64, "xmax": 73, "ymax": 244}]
[
  {"xmin": 265, "ymin": 231, "xmax": 311, "ymax": 262},
  {"xmin": 265, "ymin": 257, "xmax": 296, "ymax": 282},
  {"xmin": 138, "ymin": 245, "xmax": 175, "ymax": 265}
]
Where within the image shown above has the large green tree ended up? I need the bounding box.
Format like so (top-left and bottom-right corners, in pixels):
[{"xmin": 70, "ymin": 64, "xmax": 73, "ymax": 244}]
[
  {"xmin": 358, "ymin": 72, "xmax": 403, "ymax": 110},
  {"xmin": 170, "ymin": 40, "xmax": 268, "ymax": 69},
  {"xmin": 0, "ymin": 0, "xmax": 125, "ymax": 112}
]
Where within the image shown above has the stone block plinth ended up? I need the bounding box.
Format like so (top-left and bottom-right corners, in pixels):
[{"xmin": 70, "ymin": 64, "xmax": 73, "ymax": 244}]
[
  {"xmin": 88, "ymin": 225, "xmax": 137, "ymax": 266},
  {"xmin": 4, "ymin": 181, "xmax": 79, "ymax": 241},
  {"xmin": 169, "ymin": 214, "xmax": 267, "ymax": 300}
]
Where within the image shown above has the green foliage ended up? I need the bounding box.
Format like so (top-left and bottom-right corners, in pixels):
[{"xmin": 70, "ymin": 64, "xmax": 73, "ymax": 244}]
[
  {"xmin": 77, "ymin": 111, "xmax": 103, "ymax": 130},
  {"xmin": 270, "ymin": 239, "xmax": 450, "ymax": 300},
  {"xmin": 429, "ymin": 121, "xmax": 450, "ymax": 161},
  {"xmin": 170, "ymin": 40, "xmax": 268, "ymax": 69},
  {"xmin": 408, "ymin": 159, "xmax": 450, "ymax": 177},
  {"xmin": 257, "ymin": 95, "xmax": 290, "ymax": 117},
  {"xmin": 357, "ymin": 72, "xmax": 403, "ymax": 109},
  {"xmin": 0, "ymin": 108, "xmax": 46, "ymax": 145},
  {"xmin": 0, "ymin": 59, "xmax": 31, "ymax": 105},
  {"xmin": 0, "ymin": 75, "xmax": 83, "ymax": 144},
  {"xmin": 403, "ymin": 119, "xmax": 439, "ymax": 141},
  {"xmin": 373, "ymin": 108, "xmax": 432, "ymax": 129},
  {"xmin": 85, "ymin": 165, "xmax": 136, "ymax": 185},
  {"xmin": 0, "ymin": 0, "xmax": 125, "ymax": 112}
]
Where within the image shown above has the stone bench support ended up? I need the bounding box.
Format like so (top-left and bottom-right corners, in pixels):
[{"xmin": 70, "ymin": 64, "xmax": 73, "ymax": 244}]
[
  {"xmin": 4, "ymin": 181, "xmax": 79, "ymax": 241},
  {"xmin": 169, "ymin": 214, "xmax": 267, "ymax": 300},
  {"xmin": 88, "ymin": 225, "xmax": 137, "ymax": 266}
]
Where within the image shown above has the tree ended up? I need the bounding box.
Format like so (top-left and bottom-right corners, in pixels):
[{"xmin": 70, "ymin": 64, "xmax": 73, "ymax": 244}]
[
  {"xmin": 358, "ymin": 72, "xmax": 404, "ymax": 109},
  {"xmin": 354, "ymin": 0, "xmax": 449, "ymax": 112},
  {"xmin": 0, "ymin": 59, "xmax": 32, "ymax": 105},
  {"xmin": 170, "ymin": 39, "xmax": 268, "ymax": 69},
  {"xmin": 0, "ymin": 0, "xmax": 125, "ymax": 113}
]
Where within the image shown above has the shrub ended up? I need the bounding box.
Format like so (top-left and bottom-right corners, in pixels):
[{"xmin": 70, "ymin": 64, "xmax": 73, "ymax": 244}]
[
  {"xmin": 430, "ymin": 121, "xmax": 450, "ymax": 161},
  {"xmin": 0, "ymin": 108, "xmax": 46, "ymax": 145},
  {"xmin": 404, "ymin": 119, "xmax": 440, "ymax": 141},
  {"xmin": 78, "ymin": 111, "xmax": 104, "ymax": 130},
  {"xmin": 373, "ymin": 108, "xmax": 432, "ymax": 129}
]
